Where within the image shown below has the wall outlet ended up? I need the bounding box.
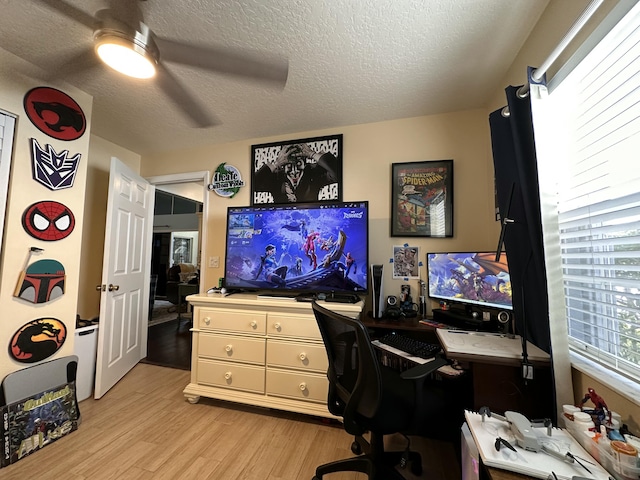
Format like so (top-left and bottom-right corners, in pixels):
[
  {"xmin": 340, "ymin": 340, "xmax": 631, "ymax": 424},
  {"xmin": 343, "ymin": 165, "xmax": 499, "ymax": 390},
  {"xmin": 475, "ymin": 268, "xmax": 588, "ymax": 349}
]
[{"xmin": 209, "ymin": 256, "xmax": 219, "ymax": 268}]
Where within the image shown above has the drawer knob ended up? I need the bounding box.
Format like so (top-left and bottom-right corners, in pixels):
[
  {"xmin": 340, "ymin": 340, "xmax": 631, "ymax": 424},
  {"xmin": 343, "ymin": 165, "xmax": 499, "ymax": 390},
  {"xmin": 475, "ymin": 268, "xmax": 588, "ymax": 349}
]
[
  {"xmin": 250, "ymin": 321, "xmax": 258, "ymax": 329},
  {"xmin": 224, "ymin": 371, "xmax": 232, "ymax": 380},
  {"xmin": 225, "ymin": 344, "xmax": 233, "ymax": 353},
  {"xmin": 274, "ymin": 322, "xmax": 282, "ymax": 331},
  {"xmin": 299, "ymin": 352, "xmax": 307, "ymax": 361},
  {"xmin": 203, "ymin": 317, "xmax": 211, "ymax": 325},
  {"xmin": 299, "ymin": 382, "xmax": 307, "ymax": 391}
]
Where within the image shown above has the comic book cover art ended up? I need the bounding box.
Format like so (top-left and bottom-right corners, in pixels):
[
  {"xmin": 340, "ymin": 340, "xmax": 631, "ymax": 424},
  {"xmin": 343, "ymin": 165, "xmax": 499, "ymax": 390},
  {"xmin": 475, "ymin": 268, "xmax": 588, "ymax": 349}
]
[
  {"xmin": 391, "ymin": 160, "xmax": 453, "ymax": 237},
  {"xmin": 2, "ymin": 382, "xmax": 79, "ymax": 467}
]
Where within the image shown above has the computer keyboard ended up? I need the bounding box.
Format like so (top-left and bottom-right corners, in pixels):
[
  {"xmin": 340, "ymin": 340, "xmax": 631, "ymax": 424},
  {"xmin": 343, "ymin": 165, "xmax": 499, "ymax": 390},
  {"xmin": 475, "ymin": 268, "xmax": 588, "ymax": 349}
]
[{"xmin": 378, "ymin": 332, "xmax": 441, "ymax": 359}]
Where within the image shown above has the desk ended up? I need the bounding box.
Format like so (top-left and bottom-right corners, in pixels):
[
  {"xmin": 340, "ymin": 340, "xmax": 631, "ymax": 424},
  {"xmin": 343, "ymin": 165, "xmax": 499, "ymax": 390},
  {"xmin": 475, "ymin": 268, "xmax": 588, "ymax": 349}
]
[
  {"xmin": 435, "ymin": 329, "xmax": 550, "ymax": 367},
  {"xmin": 484, "ymin": 466, "xmax": 532, "ymax": 480},
  {"xmin": 362, "ymin": 315, "xmax": 555, "ymax": 419},
  {"xmin": 436, "ymin": 329, "xmax": 553, "ymax": 419},
  {"xmin": 465, "ymin": 410, "xmax": 610, "ymax": 480}
]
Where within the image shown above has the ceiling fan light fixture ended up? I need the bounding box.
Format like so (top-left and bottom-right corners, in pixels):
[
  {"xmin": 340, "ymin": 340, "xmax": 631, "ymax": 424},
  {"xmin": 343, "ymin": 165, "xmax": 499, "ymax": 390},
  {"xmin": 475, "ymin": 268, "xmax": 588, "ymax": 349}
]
[{"xmin": 95, "ymin": 31, "xmax": 157, "ymax": 79}]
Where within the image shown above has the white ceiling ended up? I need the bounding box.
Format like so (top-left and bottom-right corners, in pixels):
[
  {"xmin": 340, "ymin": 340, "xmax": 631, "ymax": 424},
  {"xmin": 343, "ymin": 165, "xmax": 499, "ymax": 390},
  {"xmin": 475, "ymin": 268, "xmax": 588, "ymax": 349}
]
[{"xmin": 0, "ymin": 0, "xmax": 550, "ymax": 155}]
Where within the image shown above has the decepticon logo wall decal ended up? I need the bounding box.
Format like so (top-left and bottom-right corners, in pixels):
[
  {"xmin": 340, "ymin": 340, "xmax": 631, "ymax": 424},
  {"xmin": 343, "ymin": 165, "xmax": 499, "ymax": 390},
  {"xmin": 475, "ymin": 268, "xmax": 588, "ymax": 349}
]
[
  {"xmin": 30, "ymin": 138, "xmax": 81, "ymax": 191},
  {"xmin": 22, "ymin": 200, "xmax": 76, "ymax": 241},
  {"xmin": 23, "ymin": 86, "xmax": 86, "ymax": 141}
]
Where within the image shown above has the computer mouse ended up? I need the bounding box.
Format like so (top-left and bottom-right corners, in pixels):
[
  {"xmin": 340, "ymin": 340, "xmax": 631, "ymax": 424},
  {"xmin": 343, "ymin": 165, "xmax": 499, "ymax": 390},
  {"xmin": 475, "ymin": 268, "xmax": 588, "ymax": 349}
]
[{"xmin": 220, "ymin": 287, "xmax": 227, "ymax": 295}]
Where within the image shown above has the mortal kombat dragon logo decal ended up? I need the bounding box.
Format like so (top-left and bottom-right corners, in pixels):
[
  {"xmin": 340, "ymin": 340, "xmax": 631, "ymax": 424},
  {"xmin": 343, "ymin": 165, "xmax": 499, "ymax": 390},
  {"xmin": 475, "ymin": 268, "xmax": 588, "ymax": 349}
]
[{"xmin": 10, "ymin": 318, "xmax": 67, "ymax": 364}]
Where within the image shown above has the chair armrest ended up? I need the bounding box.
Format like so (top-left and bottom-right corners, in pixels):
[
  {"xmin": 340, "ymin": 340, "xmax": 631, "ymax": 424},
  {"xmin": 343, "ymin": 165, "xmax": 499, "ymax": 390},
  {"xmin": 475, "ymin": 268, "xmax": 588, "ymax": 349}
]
[{"xmin": 400, "ymin": 356, "xmax": 448, "ymax": 381}]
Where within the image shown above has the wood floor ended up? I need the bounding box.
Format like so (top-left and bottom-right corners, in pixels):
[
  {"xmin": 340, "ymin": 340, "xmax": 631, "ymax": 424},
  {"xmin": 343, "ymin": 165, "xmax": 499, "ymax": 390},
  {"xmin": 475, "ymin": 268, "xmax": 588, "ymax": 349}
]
[
  {"xmin": 142, "ymin": 316, "xmax": 192, "ymax": 370},
  {"xmin": 1, "ymin": 364, "xmax": 461, "ymax": 480}
]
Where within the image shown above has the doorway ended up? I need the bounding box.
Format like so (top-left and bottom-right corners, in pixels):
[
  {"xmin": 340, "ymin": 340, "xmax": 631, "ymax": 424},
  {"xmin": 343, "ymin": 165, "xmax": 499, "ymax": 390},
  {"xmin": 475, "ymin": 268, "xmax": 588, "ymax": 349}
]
[{"xmin": 144, "ymin": 171, "xmax": 209, "ymax": 369}]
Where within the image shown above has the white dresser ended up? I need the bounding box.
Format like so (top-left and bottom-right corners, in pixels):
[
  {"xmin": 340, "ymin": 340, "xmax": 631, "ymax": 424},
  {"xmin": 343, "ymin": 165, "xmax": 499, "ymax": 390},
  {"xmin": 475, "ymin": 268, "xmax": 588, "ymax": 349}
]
[{"xmin": 183, "ymin": 293, "xmax": 364, "ymax": 418}]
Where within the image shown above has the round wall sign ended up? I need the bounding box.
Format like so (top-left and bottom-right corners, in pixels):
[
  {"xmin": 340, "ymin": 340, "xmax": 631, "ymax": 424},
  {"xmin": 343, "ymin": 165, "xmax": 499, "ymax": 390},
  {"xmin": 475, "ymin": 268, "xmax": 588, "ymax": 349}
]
[
  {"xmin": 22, "ymin": 200, "xmax": 75, "ymax": 241},
  {"xmin": 23, "ymin": 86, "xmax": 86, "ymax": 141},
  {"xmin": 208, "ymin": 163, "xmax": 245, "ymax": 198},
  {"xmin": 9, "ymin": 317, "xmax": 67, "ymax": 363}
]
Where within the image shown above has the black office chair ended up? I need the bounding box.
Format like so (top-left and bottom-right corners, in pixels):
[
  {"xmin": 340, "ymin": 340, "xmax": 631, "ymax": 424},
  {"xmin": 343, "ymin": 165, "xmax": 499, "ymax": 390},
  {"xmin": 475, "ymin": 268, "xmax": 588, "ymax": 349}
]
[{"xmin": 311, "ymin": 301, "xmax": 448, "ymax": 480}]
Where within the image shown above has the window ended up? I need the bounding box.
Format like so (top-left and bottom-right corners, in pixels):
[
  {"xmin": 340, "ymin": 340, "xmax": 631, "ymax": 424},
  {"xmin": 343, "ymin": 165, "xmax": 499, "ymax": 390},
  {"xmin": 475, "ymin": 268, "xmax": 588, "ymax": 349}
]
[{"xmin": 533, "ymin": 3, "xmax": 640, "ymax": 382}]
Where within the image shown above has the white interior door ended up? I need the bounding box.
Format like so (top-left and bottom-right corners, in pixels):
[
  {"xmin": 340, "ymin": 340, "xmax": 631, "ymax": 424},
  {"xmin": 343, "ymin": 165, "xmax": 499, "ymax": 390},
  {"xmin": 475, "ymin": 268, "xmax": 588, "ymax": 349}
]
[{"xmin": 94, "ymin": 157, "xmax": 155, "ymax": 398}]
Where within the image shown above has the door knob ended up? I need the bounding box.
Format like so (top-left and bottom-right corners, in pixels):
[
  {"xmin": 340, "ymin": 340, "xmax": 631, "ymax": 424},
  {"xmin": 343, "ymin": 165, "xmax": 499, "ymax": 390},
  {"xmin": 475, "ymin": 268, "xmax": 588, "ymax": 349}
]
[
  {"xmin": 95, "ymin": 284, "xmax": 105, "ymax": 291},
  {"xmin": 108, "ymin": 284, "xmax": 120, "ymax": 291}
]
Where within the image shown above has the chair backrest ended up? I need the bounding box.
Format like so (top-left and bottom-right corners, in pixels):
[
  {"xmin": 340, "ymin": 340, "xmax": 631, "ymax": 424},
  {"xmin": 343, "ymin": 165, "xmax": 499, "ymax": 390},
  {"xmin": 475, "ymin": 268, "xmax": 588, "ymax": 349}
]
[{"xmin": 312, "ymin": 301, "xmax": 383, "ymax": 434}]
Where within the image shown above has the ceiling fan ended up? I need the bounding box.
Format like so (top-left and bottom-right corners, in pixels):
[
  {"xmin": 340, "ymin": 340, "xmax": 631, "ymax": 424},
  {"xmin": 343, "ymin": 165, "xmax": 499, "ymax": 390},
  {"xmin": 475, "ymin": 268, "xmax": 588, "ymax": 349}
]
[{"xmin": 37, "ymin": 0, "xmax": 289, "ymax": 127}]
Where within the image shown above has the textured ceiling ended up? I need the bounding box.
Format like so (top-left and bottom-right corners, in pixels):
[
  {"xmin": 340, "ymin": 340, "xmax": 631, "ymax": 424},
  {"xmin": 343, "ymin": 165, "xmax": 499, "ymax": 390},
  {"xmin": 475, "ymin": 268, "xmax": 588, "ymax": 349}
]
[{"xmin": 0, "ymin": 0, "xmax": 550, "ymax": 155}]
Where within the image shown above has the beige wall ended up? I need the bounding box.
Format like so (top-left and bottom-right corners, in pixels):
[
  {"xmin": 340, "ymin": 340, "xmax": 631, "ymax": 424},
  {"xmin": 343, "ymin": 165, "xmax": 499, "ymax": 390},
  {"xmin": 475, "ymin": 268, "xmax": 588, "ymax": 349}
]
[
  {"xmin": 0, "ymin": 48, "xmax": 92, "ymax": 380},
  {"xmin": 76, "ymin": 135, "xmax": 141, "ymax": 319},
  {"xmin": 141, "ymin": 109, "xmax": 500, "ymax": 312}
]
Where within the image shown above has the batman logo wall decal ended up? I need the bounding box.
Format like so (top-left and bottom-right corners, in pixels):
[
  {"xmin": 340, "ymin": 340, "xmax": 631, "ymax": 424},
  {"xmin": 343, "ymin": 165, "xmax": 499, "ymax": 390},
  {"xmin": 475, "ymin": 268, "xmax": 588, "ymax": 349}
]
[
  {"xmin": 13, "ymin": 259, "xmax": 66, "ymax": 304},
  {"xmin": 30, "ymin": 138, "xmax": 81, "ymax": 191},
  {"xmin": 10, "ymin": 318, "xmax": 67, "ymax": 363},
  {"xmin": 23, "ymin": 87, "xmax": 86, "ymax": 141},
  {"xmin": 22, "ymin": 200, "xmax": 75, "ymax": 241}
]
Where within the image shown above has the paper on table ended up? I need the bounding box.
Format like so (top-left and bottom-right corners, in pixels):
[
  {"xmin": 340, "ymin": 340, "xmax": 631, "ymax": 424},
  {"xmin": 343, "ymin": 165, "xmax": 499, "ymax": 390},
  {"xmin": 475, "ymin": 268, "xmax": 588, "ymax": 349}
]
[
  {"xmin": 371, "ymin": 339, "xmax": 434, "ymax": 365},
  {"xmin": 464, "ymin": 410, "xmax": 610, "ymax": 480}
]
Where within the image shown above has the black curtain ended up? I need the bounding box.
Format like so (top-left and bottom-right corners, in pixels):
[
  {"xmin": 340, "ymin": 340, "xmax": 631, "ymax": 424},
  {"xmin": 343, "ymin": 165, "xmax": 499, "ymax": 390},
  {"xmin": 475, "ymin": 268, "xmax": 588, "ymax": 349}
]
[{"xmin": 489, "ymin": 85, "xmax": 551, "ymax": 355}]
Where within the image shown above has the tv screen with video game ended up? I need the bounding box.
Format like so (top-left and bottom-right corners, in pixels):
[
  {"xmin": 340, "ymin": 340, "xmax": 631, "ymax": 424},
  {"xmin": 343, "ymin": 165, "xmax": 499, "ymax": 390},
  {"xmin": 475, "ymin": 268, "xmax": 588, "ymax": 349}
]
[
  {"xmin": 223, "ymin": 201, "xmax": 369, "ymax": 296},
  {"xmin": 426, "ymin": 251, "xmax": 513, "ymax": 311}
]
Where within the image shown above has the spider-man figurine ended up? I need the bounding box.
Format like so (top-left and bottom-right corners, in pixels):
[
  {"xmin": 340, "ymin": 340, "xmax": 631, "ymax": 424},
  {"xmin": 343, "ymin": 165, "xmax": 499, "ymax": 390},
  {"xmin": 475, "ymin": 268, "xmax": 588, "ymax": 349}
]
[{"xmin": 579, "ymin": 387, "xmax": 611, "ymax": 425}]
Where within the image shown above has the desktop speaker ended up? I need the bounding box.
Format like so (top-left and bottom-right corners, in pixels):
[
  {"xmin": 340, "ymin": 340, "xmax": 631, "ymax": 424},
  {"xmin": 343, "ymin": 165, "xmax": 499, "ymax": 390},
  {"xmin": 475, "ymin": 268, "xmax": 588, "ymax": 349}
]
[
  {"xmin": 497, "ymin": 310, "xmax": 511, "ymax": 334},
  {"xmin": 371, "ymin": 264, "xmax": 384, "ymax": 318}
]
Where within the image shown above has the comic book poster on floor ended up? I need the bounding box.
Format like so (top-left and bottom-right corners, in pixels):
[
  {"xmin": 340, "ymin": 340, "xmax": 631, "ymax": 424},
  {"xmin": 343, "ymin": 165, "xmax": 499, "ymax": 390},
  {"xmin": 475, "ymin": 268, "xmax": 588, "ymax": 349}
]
[{"xmin": 2, "ymin": 382, "xmax": 79, "ymax": 467}]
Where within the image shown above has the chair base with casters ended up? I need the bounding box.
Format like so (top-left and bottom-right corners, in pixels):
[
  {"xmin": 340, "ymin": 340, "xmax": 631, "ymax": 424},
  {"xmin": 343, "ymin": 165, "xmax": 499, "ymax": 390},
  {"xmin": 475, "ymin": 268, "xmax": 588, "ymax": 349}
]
[
  {"xmin": 310, "ymin": 301, "xmax": 448, "ymax": 480},
  {"xmin": 312, "ymin": 431, "xmax": 423, "ymax": 480}
]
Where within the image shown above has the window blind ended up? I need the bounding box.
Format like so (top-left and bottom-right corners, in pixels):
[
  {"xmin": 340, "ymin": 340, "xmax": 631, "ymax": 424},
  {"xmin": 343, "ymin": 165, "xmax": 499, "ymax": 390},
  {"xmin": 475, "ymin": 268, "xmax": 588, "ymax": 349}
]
[{"xmin": 551, "ymin": 2, "xmax": 640, "ymax": 381}]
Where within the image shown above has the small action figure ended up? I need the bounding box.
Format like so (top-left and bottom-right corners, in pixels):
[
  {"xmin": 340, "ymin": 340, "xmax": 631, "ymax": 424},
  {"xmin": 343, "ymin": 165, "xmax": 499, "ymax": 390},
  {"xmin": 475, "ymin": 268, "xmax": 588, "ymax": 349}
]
[{"xmin": 579, "ymin": 387, "xmax": 611, "ymax": 426}]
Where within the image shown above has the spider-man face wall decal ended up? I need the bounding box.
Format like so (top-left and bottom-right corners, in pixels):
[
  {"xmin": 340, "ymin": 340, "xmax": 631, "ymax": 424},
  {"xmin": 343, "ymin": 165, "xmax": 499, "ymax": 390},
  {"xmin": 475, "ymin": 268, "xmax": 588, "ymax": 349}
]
[{"xmin": 22, "ymin": 201, "xmax": 75, "ymax": 241}]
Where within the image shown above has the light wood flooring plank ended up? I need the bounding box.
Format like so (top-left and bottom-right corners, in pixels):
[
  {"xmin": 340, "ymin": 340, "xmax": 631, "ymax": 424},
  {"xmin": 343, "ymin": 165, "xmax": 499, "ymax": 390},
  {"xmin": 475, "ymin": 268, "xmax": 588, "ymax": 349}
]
[{"xmin": 1, "ymin": 363, "xmax": 460, "ymax": 480}]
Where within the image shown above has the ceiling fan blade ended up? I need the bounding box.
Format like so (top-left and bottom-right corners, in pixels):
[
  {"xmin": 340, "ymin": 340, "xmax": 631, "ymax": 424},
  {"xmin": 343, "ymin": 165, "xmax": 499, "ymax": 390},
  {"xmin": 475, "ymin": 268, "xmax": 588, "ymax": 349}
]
[
  {"xmin": 36, "ymin": 0, "xmax": 96, "ymax": 29},
  {"xmin": 45, "ymin": 48, "xmax": 102, "ymax": 79},
  {"xmin": 155, "ymin": 63, "xmax": 219, "ymax": 128},
  {"xmin": 155, "ymin": 37, "xmax": 289, "ymax": 87}
]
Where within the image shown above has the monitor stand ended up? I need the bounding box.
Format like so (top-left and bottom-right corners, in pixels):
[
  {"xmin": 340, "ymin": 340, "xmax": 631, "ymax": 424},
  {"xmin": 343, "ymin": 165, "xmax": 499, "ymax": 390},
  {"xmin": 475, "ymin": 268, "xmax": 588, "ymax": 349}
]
[
  {"xmin": 324, "ymin": 292, "xmax": 360, "ymax": 304},
  {"xmin": 257, "ymin": 292, "xmax": 298, "ymax": 301},
  {"xmin": 432, "ymin": 308, "xmax": 492, "ymax": 330}
]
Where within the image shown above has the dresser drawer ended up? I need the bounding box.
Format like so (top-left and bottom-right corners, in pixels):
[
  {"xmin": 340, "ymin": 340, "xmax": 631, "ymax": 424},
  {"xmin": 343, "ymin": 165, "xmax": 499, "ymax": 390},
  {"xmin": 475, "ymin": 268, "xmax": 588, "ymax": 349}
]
[
  {"xmin": 199, "ymin": 333, "xmax": 265, "ymax": 364},
  {"xmin": 267, "ymin": 313, "xmax": 321, "ymax": 340},
  {"xmin": 266, "ymin": 370, "xmax": 328, "ymax": 403},
  {"xmin": 197, "ymin": 359, "xmax": 265, "ymax": 393},
  {"xmin": 266, "ymin": 340, "xmax": 327, "ymax": 373},
  {"xmin": 197, "ymin": 308, "xmax": 266, "ymax": 335}
]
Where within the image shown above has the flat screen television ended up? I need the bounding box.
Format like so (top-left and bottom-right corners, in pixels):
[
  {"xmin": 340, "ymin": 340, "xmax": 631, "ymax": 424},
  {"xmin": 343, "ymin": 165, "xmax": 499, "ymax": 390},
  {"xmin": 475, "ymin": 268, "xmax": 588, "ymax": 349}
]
[
  {"xmin": 426, "ymin": 251, "xmax": 513, "ymax": 311},
  {"xmin": 223, "ymin": 201, "xmax": 369, "ymax": 297}
]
